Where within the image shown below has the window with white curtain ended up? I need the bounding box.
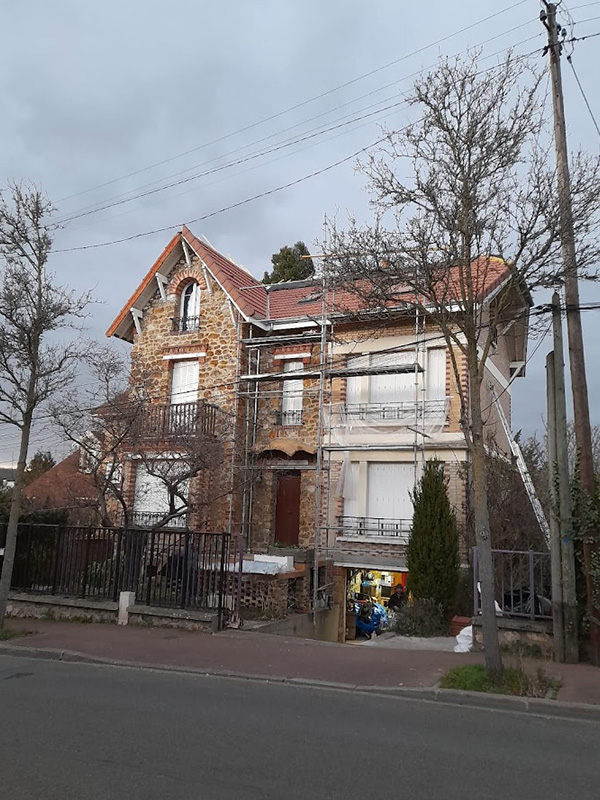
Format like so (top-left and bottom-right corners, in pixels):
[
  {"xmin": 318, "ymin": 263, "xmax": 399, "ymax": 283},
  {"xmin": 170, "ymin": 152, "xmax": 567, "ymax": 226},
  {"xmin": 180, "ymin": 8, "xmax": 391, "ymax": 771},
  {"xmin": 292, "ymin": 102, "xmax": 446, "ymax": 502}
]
[
  {"xmin": 280, "ymin": 360, "xmax": 303, "ymax": 425},
  {"xmin": 369, "ymin": 352, "xmax": 415, "ymax": 406},
  {"xmin": 179, "ymin": 282, "xmax": 201, "ymax": 331}
]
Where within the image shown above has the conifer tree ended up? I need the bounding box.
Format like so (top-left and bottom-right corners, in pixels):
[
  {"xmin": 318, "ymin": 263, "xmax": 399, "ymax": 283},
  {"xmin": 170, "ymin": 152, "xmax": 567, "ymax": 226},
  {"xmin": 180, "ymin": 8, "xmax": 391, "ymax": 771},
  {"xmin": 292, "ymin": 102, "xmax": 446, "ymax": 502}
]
[{"xmin": 407, "ymin": 460, "xmax": 460, "ymax": 616}]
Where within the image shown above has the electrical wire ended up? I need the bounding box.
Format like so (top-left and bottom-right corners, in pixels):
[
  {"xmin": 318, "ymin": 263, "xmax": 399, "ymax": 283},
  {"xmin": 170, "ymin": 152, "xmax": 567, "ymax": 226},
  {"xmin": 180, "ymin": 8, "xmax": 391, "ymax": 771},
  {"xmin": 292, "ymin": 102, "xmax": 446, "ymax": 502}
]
[
  {"xmin": 55, "ymin": 0, "xmax": 532, "ymax": 206},
  {"xmin": 50, "ymin": 19, "xmax": 544, "ymax": 227},
  {"xmin": 566, "ymin": 55, "xmax": 600, "ymax": 141}
]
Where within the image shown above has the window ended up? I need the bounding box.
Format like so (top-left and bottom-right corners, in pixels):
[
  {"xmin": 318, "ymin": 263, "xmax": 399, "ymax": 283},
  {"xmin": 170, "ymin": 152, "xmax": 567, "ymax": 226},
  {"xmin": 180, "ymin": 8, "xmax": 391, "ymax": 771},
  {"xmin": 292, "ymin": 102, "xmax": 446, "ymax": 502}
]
[
  {"xmin": 369, "ymin": 352, "xmax": 415, "ymax": 405},
  {"xmin": 280, "ymin": 360, "xmax": 303, "ymax": 425},
  {"xmin": 133, "ymin": 463, "xmax": 187, "ymax": 528},
  {"xmin": 178, "ymin": 282, "xmax": 201, "ymax": 332},
  {"xmin": 367, "ymin": 462, "xmax": 414, "ymax": 521},
  {"xmin": 171, "ymin": 360, "xmax": 199, "ymax": 406}
]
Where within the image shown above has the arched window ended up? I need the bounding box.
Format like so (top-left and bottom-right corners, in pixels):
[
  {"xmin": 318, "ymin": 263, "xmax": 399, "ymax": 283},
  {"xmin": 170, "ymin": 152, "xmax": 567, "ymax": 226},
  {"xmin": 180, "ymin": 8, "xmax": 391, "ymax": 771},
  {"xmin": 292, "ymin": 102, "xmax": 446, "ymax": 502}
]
[{"xmin": 179, "ymin": 282, "xmax": 201, "ymax": 332}]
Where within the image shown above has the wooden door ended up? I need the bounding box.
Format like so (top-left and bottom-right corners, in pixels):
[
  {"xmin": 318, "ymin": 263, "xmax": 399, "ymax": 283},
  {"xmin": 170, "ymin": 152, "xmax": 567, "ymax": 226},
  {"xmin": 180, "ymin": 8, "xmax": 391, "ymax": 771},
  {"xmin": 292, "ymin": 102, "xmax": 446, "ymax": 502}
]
[{"xmin": 275, "ymin": 473, "xmax": 301, "ymax": 546}]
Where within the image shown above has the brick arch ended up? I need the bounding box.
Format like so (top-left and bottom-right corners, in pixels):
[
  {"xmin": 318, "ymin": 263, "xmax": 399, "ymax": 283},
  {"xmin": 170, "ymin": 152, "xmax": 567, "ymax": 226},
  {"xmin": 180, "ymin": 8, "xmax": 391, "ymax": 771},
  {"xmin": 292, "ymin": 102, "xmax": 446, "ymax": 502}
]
[{"xmin": 168, "ymin": 267, "xmax": 207, "ymax": 298}]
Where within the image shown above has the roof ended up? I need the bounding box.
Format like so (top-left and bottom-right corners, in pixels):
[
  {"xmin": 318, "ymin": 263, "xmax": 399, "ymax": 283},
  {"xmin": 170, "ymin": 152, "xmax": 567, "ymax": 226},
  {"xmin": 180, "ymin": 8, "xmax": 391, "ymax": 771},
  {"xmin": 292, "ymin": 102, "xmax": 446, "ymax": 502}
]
[
  {"xmin": 22, "ymin": 452, "xmax": 97, "ymax": 508},
  {"xmin": 106, "ymin": 228, "xmax": 517, "ymax": 341}
]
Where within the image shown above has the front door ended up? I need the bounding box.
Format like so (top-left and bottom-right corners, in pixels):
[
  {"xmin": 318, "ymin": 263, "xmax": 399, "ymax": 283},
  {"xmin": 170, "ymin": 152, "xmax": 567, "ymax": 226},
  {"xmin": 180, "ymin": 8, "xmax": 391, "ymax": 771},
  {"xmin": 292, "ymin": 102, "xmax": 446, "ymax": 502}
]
[{"xmin": 275, "ymin": 473, "xmax": 301, "ymax": 546}]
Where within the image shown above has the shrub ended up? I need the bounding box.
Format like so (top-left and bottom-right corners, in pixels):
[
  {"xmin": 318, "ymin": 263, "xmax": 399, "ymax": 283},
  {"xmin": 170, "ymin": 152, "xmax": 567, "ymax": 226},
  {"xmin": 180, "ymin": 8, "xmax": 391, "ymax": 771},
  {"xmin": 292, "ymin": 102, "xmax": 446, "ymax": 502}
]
[
  {"xmin": 407, "ymin": 460, "xmax": 460, "ymax": 617},
  {"xmin": 392, "ymin": 598, "xmax": 449, "ymax": 637}
]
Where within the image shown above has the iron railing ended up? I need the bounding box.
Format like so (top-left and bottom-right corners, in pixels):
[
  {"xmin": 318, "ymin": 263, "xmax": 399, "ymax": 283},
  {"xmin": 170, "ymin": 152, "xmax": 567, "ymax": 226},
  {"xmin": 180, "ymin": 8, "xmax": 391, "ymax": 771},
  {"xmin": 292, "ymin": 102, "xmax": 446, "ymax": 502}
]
[
  {"xmin": 6, "ymin": 523, "xmax": 233, "ymax": 627},
  {"xmin": 171, "ymin": 316, "xmax": 201, "ymax": 333},
  {"xmin": 275, "ymin": 409, "xmax": 304, "ymax": 426},
  {"xmin": 337, "ymin": 516, "xmax": 412, "ymax": 542},
  {"xmin": 472, "ymin": 547, "xmax": 552, "ymax": 621},
  {"xmin": 136, "ymin": 401, "xmax": 218, "ymax": 439},
  {"xmin": 341, "ymin": 398, "xmax": 448, "ymax": 423}
]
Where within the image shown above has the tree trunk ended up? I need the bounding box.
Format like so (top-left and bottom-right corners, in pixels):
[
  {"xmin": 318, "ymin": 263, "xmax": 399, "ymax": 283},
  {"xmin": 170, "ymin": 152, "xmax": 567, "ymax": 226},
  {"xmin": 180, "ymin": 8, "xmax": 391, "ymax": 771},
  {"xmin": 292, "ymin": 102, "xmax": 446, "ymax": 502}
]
[
  {"xmin": 468, "ymin": 359, "xmax": 503, "ymax": 673},
  {"xmin": 0, "ymin": 411, "xmax": 34, "ymax": 628}
]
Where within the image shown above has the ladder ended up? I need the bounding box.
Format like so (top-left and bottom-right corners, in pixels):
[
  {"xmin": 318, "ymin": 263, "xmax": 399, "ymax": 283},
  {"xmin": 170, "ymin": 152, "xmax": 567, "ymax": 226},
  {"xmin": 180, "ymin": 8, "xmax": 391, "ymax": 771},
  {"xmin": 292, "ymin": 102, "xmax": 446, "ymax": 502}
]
[{"xmin": 489, "ymin": 385, "xmax": 550, "ymax": 547}]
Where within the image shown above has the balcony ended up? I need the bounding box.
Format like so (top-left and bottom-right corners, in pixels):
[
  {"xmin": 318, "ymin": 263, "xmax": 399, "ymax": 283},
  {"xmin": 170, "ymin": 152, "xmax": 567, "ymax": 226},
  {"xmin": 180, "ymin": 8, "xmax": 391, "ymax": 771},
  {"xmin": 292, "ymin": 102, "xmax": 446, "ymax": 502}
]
[
  {"xmin": 130, "ymin": 511, "xmax": 188, "ymax": 529},
  {"xmin": 341, "ymin": 398, "xmax": 448, "ymax": 423},
  {"xmin": 275, "ymin": 409, "xmax": 304, "ymax": 427},
  {"xmin": 136, "ymin": 401, "xmax": 218, "ymax": 440},
  {"xmin": 337, "ymin": 516, "xmax": 411, "ymax": 543},
  {"xmin": 171, "ymin": 316, "xmax": 201, "ymax": 333}
]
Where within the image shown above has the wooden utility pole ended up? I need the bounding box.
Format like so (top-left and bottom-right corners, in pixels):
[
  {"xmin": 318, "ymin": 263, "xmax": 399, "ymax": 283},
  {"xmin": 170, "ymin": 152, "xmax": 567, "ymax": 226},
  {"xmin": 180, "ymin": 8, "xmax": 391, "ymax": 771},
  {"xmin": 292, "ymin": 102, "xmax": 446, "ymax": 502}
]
[
  {"xmin": 551, "ymin": 294, "xmax": 579, "ymax": 662},
  {"xmin": 542, "ymin": 1, "xmax": 600, "ymax": 665},
  {"xmin": 546, "ymin": 351, "xmax": 565, "ymax": 663}
]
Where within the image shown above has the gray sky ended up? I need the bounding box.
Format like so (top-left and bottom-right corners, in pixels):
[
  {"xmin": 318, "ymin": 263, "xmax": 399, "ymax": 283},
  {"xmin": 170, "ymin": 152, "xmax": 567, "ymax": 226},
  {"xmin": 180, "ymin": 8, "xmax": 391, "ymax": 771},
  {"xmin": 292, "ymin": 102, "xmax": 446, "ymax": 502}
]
[{"xmin": 1, "ymin": 0, "xmax": 600, "ymax": 465}]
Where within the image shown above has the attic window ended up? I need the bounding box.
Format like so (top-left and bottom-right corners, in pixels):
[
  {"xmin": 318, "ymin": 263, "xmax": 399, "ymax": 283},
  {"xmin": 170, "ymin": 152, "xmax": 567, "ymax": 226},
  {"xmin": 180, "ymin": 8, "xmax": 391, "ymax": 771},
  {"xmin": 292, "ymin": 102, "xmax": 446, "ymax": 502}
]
[{"xmin": 176, "ymin": 282, "xmax": 201, "ymax": 332}]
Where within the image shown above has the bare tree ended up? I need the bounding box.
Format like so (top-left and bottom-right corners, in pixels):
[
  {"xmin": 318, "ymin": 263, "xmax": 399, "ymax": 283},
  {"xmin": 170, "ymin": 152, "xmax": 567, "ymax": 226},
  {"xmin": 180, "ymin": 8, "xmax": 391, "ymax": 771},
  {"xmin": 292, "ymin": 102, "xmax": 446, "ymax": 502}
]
[
  {"xmin": 323, "ymin": 53, "xmax": 600, "ymax": 673},
  {"xmin": 51, "ymin": 349, "xmax": 227, "ymax": 531},
  {"xmin": 0, "ymin": 184, "xmax": 91, "ymax": 628}
]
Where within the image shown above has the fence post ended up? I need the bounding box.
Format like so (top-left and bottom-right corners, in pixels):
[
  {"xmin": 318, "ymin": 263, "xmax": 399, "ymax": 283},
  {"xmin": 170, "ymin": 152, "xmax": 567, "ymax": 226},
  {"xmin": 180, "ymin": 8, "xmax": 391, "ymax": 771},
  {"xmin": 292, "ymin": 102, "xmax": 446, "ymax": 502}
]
[
  {"xmin": 51, "ymin": 526, "xmax": 63, "ymax": 595},
  {"xmin": 472, "ymin": 546, "xmax": 479, "ymax": 617},
  {"xmin": 80, "ymin": 529, "xmax": 92, "ymax": 599},
  {"xmin": 146, "ymin": 529, "xmax": 156, "ymax": 606},
  {"xmin": 181, "ymin": 531, "xmax": 190, "ymax": 610},
  {"xmin": 113, "ymin": 529, "xmax": 123, "ymax": 603},
  {"xmin": 528, "ymin": 550, "xmax": 536, "ymax": 622},
  {"xmin": 217, "ymin": 533, "xmax": 228, "ymax": 630}
]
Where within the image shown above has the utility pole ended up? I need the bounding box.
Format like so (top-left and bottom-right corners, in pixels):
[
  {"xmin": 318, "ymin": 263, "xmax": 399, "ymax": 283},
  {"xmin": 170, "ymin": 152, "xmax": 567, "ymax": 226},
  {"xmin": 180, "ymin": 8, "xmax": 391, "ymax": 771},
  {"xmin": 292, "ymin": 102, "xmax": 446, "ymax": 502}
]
[
  {"xmin": 546, "ymin": 351, "xmax": 565, "ymax": 663},
  {"xmin": 551, "ymin": 294, "xmax": 579, "ymax": 662},
  {"xmin": 542, "ymin": 1, "xmax": 600, "ymax": 665}
]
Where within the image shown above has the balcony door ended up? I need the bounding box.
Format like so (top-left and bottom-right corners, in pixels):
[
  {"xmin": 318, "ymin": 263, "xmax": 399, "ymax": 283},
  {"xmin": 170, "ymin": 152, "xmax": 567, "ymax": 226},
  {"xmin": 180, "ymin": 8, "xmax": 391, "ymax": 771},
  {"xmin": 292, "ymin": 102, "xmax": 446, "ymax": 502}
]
[
  {"xmin": 170, "ymin": 359, "xmax": 200, "ymax": 433},
  {"xmin": 171, "ymin": 360, "xmax": 199, "ymax": 405},
  {"xmin": 367, "ymin": 462, "xmax": 414, "ymax": 523}
]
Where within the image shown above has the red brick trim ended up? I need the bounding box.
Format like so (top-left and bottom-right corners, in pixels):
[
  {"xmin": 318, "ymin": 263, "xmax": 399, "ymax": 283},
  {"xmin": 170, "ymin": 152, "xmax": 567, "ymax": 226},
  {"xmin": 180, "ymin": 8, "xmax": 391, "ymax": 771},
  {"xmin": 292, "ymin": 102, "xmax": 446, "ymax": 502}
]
[{"xmin": 168, "ymin": 267, "xmax": 206, "ymax": 298}]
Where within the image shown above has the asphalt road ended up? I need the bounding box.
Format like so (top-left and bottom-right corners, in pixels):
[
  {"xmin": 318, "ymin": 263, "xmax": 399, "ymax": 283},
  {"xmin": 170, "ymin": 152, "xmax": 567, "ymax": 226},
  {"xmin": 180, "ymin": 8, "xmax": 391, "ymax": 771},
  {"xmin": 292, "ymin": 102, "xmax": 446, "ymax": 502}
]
[{"xmin": 0, "ymin": 655, "xmax": 598, "ymax": 800}]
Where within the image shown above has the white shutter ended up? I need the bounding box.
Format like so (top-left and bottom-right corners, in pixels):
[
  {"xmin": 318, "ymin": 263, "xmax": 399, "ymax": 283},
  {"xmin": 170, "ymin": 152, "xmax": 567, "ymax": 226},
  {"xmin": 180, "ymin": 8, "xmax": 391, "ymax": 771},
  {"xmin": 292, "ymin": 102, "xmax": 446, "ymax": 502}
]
[
  {"xmin": 426, "ymin": 348, "xmax": 446, "ymax": 401},
  {"xmin": 171, "ymin": 360, "xmax": 199, "ymax": 405},
  {"xmin": 367, "ymin": 462, "xmax": 414, "ymax": 520},
  {"xmin": 346, "ymin": 354, "xmax": 367, "ymax": 406},
  {"xmin": 342, "ymin": 462, "xmax": 360, "ymax": 518},
  {"xmin": 282, "ymin": 361, "xmax": 303, "ymax": 414},
  {"xmin": 134, "ymin": 465, "xmax": 170, "ymax": 515},
  {"xmin": 369, "ymin": 352, "xmax": 414, "ymax": 404}
]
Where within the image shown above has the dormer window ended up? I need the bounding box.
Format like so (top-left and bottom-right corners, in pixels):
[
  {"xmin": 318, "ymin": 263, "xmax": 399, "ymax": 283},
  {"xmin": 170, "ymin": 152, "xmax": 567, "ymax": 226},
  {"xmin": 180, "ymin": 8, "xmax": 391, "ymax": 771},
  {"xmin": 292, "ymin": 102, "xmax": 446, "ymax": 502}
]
[{"xmin": 177, "ymin": 282, "xmax": 201, "ymax": 332}]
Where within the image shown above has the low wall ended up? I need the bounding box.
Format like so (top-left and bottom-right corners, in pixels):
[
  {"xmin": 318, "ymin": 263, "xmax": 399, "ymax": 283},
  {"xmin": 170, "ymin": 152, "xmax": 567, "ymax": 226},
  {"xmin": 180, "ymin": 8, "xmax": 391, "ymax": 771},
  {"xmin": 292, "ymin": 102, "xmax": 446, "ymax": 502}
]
[
  {"xmin": 7, "ymin": 592, "xmax": 218, "ymax": 632},
  {"xmin": 255, "ymin": 606, "xmax": 341, "ymax": 643},
  {"xmin": 128, "ymin": 604, "xmax": 217, "ymax": 633},
  {"xmin": 471, "ymin": 616, "xmax": 554, "ymax": 658},
  {"xmin": 7, "ymin": 592, "xmax": 118, "ymax": 624}
]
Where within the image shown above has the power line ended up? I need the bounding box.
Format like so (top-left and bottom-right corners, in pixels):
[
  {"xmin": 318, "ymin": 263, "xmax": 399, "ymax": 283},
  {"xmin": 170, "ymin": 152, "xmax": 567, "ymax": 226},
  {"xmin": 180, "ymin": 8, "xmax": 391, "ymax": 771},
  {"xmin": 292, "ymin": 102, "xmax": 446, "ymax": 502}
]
[
  {"xmin": 55, "ymin": 0, "xmax": 531, "ymax": 206},
  {"xmin": 566, "ymin": 54, "xmax": 600, "ymax": 141},
  {"xmin": 51, "ymin": 18, "xmax": 544, "ymax": 226}
]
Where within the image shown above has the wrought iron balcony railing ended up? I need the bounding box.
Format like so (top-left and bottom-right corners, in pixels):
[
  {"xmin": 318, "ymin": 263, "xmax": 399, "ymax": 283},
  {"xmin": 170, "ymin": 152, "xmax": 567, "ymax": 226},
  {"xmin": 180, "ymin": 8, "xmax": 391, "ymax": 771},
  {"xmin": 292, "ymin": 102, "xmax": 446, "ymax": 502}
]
[
  {"xmin": 171, "ymin": 316, "xmax": 201, "ymax": 333},
  {"xmin": 136, "ymin": 401, "xmax": 218, "ymax": 439},
  {"xmin": 275, "ymin": 409, "xmax": 304, "ymax": 426},
  {"xmin": 337, "ymin": 516, "xmax": 411, "ymax": 542},
  {"xmin": 130, "ymin": 511, "xmax": 188, "ymax": 529}
]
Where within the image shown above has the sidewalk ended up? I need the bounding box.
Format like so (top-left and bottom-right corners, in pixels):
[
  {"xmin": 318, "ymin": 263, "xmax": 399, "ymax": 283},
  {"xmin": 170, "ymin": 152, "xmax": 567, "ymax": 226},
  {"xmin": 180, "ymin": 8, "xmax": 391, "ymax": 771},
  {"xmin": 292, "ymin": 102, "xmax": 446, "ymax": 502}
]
[{"xmin": 2, "ymin": 619, "xmax": 599, "ymax": 706}]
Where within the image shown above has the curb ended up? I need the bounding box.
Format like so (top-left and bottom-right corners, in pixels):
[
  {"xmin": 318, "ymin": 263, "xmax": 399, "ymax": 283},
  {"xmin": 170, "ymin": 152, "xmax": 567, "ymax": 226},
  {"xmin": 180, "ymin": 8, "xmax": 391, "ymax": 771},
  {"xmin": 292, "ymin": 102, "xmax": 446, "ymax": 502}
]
[{"xmin": 2, "ymin": 643, "xmax": 600, "ymax": 723}]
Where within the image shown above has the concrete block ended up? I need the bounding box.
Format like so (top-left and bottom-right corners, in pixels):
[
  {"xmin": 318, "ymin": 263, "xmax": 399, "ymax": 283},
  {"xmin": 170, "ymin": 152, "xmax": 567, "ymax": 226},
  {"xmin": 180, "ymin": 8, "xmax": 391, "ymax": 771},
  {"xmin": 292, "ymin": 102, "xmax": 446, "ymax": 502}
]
[{"xmin": 118, "ymin": 591, "xmax": 136, "ymax": 626}]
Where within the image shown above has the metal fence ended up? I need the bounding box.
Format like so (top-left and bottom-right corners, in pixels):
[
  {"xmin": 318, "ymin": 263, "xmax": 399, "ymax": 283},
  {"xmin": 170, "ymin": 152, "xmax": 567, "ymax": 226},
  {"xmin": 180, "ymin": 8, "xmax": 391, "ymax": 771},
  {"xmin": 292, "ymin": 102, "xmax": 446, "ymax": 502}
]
[
  {"xmin": 472, "ymin": 547, "xmax": 552, "ymax": 621},
  {"xmin": 4, "ymin": 523, "xmax": 235, "ymax": 628}
]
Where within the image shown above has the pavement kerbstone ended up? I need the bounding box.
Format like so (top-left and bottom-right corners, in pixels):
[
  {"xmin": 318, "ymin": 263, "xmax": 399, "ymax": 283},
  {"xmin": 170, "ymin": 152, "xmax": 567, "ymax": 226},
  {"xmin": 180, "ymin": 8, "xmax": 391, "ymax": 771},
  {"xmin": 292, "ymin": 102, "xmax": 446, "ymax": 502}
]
[{"xmin": 3, "ymin": 640, "xmax": 600, "ymax": 723}]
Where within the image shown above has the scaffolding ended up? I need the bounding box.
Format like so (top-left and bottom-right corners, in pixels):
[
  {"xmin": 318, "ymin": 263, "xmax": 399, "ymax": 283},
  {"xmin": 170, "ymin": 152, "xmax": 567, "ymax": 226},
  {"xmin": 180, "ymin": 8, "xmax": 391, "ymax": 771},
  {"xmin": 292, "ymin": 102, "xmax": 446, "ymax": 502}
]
[{"xmin": 234, "ymin": 271, "xmax": 438, "ymax": 618}]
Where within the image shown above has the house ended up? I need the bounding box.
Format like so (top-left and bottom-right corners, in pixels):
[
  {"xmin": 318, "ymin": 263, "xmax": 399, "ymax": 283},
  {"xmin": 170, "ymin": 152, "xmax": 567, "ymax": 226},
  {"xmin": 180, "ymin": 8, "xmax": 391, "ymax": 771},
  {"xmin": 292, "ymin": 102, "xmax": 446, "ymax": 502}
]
[
  {"xmin": 21, "ymin": 451, "xmax": 99, "ymax": 524},
  {"xmin": 106, "ymin": 225, "xmax": 529, "ymax": 637}
]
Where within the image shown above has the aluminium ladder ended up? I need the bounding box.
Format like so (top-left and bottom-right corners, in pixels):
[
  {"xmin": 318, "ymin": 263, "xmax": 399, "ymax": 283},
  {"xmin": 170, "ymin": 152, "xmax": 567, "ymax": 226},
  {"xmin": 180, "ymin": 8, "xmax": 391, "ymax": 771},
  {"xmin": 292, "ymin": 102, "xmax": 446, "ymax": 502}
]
[{"xmin": 490, "ymin": 384, "xmax": 550, "ymax": 547}]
